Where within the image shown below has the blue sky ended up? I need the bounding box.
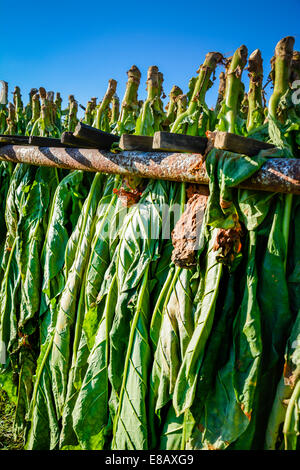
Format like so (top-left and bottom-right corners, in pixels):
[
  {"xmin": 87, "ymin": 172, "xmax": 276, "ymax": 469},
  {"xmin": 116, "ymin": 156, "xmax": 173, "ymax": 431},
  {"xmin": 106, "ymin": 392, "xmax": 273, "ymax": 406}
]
[{"xmin": 1, "ymin": 0, "xmax": 299, "ymax": 115}]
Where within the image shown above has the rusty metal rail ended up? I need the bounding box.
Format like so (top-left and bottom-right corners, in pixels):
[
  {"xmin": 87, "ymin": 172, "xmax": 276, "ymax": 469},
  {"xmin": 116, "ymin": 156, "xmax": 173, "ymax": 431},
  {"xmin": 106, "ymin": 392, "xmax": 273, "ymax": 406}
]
[{"xmin": 0, "ymin": 145, "xmax": 299, "ymax": 194}]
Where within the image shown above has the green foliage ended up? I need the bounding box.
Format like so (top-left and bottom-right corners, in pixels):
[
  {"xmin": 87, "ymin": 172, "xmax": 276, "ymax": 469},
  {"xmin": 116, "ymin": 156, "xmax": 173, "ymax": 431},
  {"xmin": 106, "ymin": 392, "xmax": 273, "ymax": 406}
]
[{"xmin": 1, "ymin": 42, "xmax": 300, "ymax": 450}]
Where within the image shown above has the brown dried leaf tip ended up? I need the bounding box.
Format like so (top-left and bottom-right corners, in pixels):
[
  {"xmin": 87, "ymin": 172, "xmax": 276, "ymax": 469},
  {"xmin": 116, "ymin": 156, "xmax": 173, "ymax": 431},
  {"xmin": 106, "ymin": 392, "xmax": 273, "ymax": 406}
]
[
  {"xmin": 113, "ymin": 176, "xmax": 146, "ymax": 207},
  {"xmin": 171, "ymin": 192, "xmax": 208, "ymax": 269},
  {"xmin": 283, "ymin": 360, "xmax": 300, "ymax": 389},
  {"xmin": 213, "ymin": 221, "xmax": 243, "ymax": 266},
  {"xmin": 113, "ymin": 187, "xmax": 142, "ymax": 207}
]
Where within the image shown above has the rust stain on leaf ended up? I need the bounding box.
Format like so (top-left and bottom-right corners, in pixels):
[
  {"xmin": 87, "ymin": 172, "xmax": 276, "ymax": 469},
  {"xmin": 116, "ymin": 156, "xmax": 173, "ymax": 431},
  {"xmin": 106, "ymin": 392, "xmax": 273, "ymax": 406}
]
[
  {"xmin": 197, "ymin": 423, "xmax": 205, "ymax": 433},
  {"xmin": 241, "ymin": 403, "xmax": 252, "ymax": 421}
]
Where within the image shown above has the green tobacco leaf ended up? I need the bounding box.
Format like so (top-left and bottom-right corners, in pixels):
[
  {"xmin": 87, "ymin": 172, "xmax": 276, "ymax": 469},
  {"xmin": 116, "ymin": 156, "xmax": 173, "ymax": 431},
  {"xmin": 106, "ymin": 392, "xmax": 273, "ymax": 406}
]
[
  {"xmin": 149, "ymin": 268, "xmax": 175, "ymax": 352},
  {"xmin": 247, "ymin": 196, "xmax": 293, "ymax": 449},
  {"xmin": 150, "ymin": 268, "xmax": 195, "ymax": 410},
  {"xmin": 159, "ymin": 405, "xmax": 184, "ymax": 450},
  {"xmin": 18, "ymin": 167, "xmax": 58, "ymax": 334},
  {"xmin": 109, "ymin": 180, "xmax": 171, "ymax": 449},
  {"xmin": 83, "ymin": 175, "xmax": 124, "ymax": 349},
  {"xmin": 191, "ymin": 231, "xmax": 262, "ymax": 450},
  {"xmin": 281, "ymin": 310, "xmax": 300, "ymax": 450},
  {"xmin": 112, "ymin": 267, "xmax": 151, "ymax": 450},
  {"xmin": 0, "ymin": 165, "xmax": 35, "ymax": 374},
  {"xmin": 26, "ymin": 173, "xmax": 104, "ymax": 450},
  {"xmin": 39, "ymin": 170, "xmax": 89, "ymax": 344},
  {"xmin": 59, "ymin": 270, "xmax": 88, "ymax": 448},
  {"xmin": 14, "ymin": 167, "xmax": 59, "ymax": 435},
  {"xmin": 173, "ymin": 229, "xmax": 223, "ymax": 417},
  {"xmin": 135, "ymin": 101, "xmax": 154, "ymax": 136},
  {"xmin": 0, "ymin": 239, "xmax": 20, "ymax": 372},
  {"xmin": 149, "ymin": 182, "xmax": 182, "ymax": 349},
  {"xmin": 55, "ymin": 176, "xmax": 115, "ymax": 414},
  {"xmin": 0, "ymin": 162, "xmax": 13, "ymax": 284},
  {"xmin": 183, "ymin": 272, "xmax": 238, "ymax": 448},
  {"xmin": 25, "ymin": 332, "xmax": 60, "ymax": 450},
  {"xmin": 288, "ymin": 196, "xmax": 300, "ymax": 318},
  {"xmin": 238, "ymin": 189, "xmax": 274, "ymax": 231},
  {"xmin": 135, "ymin": 97, "xmax": 164, "ymax": 137},
  {"xmin": 64, "ymin": 173, "xmax": 105, "ymax": 278},
  {"xmin": 205, "ymin": 148, "xmax": 267, "ymax": 229},
  {"xmin": 72, "ymin": 272, "xmax": 118, "ymax": 450},
  {"xmin": 265, "ymin": 308, "xmax": 300, "ymax": 450},
  {"xmin": 109, "ymin": 180, "xmax": 170, "ymax": 404},
  {"xmin": 149, "ymin": 267, "xmax": 196, "ymax": 449},
  {"xmin": 60, "ymin": 177, "xmax": 125, "ymax": 448},
  {"xmin": 51, "ymin": 173, "xmax": 104, "ymax": 417}
]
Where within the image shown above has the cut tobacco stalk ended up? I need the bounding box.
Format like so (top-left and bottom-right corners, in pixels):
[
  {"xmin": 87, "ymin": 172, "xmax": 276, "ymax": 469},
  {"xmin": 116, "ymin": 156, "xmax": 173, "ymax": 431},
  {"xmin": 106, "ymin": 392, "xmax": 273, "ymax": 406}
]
[
  {"xmin": 54, "ymin": 92, "xmax": 62, "ymax": 131},
  {"xmin": 47, "ymin": 91, "xmax": 57, "ymax": 130},
  {"xmin": 246, "ymin": 49, "xmax": 264, "ymax": 132},
  {"xmin": 217, "ymin": 45, "xmax": 248, "ymax": 133},
  {"xmin": 171, "ymin": 52, "xmax": 223, "ymax": 135},
  {"xmin": 4, "ymin": 103, "xmax": 17, "ymax": 135},
  {"xmin": 110, "ymin": 94, "xmax": 120, "ymax": 130},
  {"xmin": 240, "ymin": 92, "xmax": 249, "ymax": 121},
  {"xmin": 61, "ymin": 94, "xmax": 75, "ymax": 130},
  {"xmin": 187, "ymin": 76, "xmax": 197, "ymax": 103},
  {"xmin": 268, "ymin": 37, "xmax": 295, "ymax": 273},
  {"xmin": 135, "ymin": 65, "xmax": 165, "ymax": 136},
  {"xmin": 24, "ymin": 88, "xmax": 38, "ymax": 124},
  {"xmin": 115, "ymin": 66, "xmax": 164, "ymax": 200},
  {"xmin": 175, "ymin": 94, "xmax": 188, "ymax": 117},
  {"xmin": 31, "ymin": 101, "xmax": 60, "ymax": 138},
  {"xmin": 81, "ymin": 101, "xmax": 93, "ymax": 126},
  {"xmin": 12, "ymin": 86, "xmax": 25, "ymax": 135},
  {"xmin": 94, "ymin": 79, "xmax": 117, "ymax": 131},
  {"xmin": 54, "ymin": 92, "xmax": 62, "ymax": 112},
  {"xmin": 114, "ymin": 65, "xmax": 141, "ymax": 136},
  {"xmin": 165, "ymin": 85, "xmax": 183, "ymax": 127},
  {"xmin": 268, "ymin": 36, "xmax": 294, "ymax": 122},
  {"xmin": 25, "ymin": 93, "xmax": 40, "ymax": 136},
  {"xmin": 214, "ymin": 71, "xmax": 226, "ymax": 116},
  {"xmin": 67, "ymin": 99, "xmax": 78, "ymax": 133}
]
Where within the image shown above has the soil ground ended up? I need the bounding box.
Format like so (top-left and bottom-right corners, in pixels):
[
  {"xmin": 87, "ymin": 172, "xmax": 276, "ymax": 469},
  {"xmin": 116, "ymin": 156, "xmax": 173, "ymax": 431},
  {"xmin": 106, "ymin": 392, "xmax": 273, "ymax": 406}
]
[{"xmin": 0, "ymin": 389, "xmax": 24, "ymax": 450}]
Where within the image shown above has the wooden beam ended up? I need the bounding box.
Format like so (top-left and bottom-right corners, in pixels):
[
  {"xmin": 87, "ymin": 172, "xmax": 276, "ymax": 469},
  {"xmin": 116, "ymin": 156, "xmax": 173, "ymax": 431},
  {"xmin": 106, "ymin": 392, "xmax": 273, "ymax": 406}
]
[
  {"xmin": 0, "ymin": 145, "xmax": 299, "ymax": 195},
  {"xmin": 153, "ymin": 131, "xmax": 207, "ymax": 153},
  {"xmin": 29, "ymin": 136, "xmax": 70, "ymax": 148},
  {"xmin": 119, "ymin": 134, "xmax": 153, "ymax": 151},
  {"xmin": 61, "ymin": 131, "xmax": 96, "ymax": 148},
  {"xmin": 0, "ymin": 135, "xmax": 30, "ymax": 145},
  {"xmin": 213, "ymin": 131, "xmax": 275, "ymax": 156},
  {"xmin": 73, "ymin": 122, "xmax": 120, "ymax": 148}
]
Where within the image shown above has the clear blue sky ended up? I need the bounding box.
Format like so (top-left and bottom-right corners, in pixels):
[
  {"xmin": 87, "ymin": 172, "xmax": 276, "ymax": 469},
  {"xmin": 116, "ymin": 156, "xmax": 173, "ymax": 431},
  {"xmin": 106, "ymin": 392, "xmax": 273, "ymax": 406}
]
[{"xmin": 1, "ymin": 0, "xmax": 299, "ymax": 115}]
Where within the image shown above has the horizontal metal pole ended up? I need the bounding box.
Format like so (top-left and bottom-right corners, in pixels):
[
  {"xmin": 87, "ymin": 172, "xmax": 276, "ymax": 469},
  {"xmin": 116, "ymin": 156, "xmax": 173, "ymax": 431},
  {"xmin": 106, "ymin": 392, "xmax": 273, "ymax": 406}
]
[{"xmin": 0, "ymin": 145, "xmax": 299, "ymax": 195}]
